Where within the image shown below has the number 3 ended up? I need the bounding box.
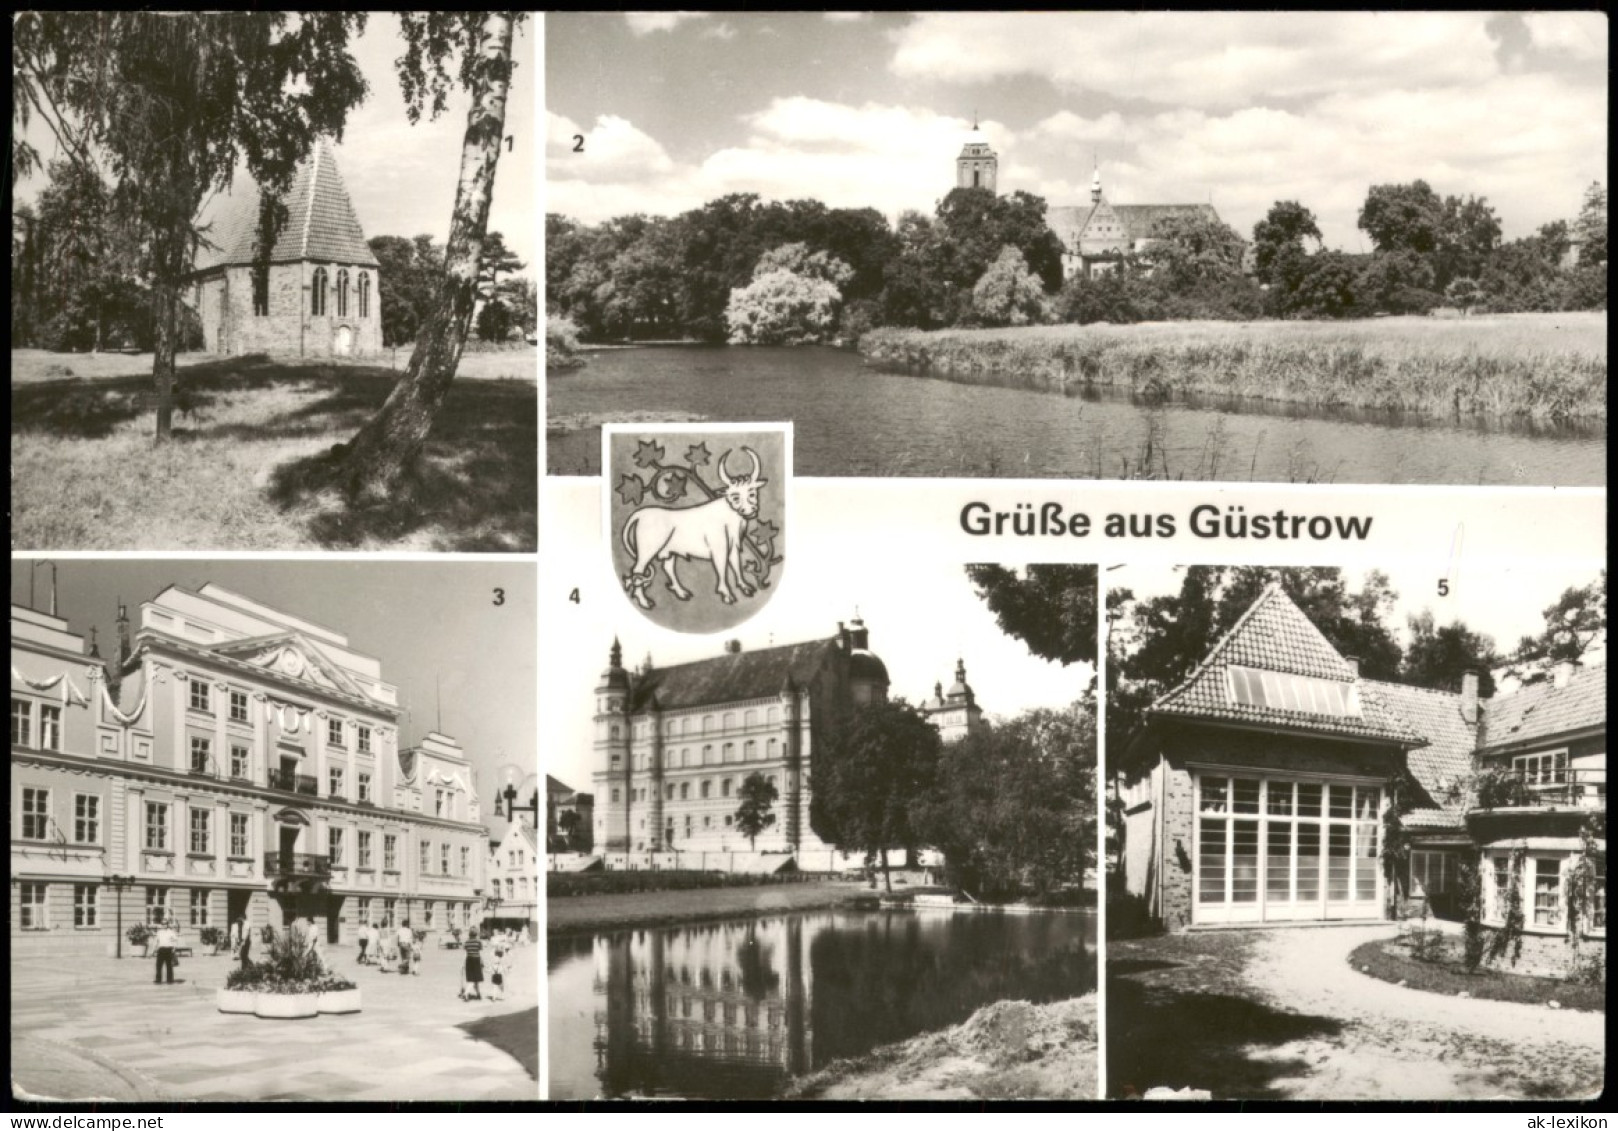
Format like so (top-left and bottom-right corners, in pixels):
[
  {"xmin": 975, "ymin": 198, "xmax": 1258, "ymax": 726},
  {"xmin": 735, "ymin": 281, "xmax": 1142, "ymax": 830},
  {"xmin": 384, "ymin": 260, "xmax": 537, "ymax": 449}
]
[{"xmin": 492, "ymin": 588, "xmax": 505, "ymax": 606}]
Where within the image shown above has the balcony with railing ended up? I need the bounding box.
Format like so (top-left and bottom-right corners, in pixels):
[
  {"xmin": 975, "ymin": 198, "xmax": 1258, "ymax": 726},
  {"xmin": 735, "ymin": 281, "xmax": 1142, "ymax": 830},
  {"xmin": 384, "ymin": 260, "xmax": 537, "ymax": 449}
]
[
  {"xmin": 268, "ymin": 767, "xmax": 319, "ymax": 796},
  {"xmin": 263, "ymin": 852, "xmax": 333, "ymax": 880},
  {"xmin": 1467, "ymin": 765, "xmax": 1606, "ymax": 839}
]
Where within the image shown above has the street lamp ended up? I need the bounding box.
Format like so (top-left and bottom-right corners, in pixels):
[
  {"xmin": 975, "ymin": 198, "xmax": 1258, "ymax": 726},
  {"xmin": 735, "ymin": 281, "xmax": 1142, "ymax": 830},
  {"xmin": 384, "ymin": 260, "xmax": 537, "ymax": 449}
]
[{"xmin": 107, "ymin": 874, "xmax": 136, "ymax": 958}]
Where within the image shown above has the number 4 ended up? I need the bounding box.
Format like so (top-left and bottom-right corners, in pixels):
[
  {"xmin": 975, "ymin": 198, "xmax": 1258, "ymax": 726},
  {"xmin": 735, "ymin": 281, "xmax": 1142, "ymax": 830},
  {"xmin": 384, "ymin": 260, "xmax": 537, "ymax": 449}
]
[{"xmin": 569, "ymin": 588, "xmax": 581, "ymax": 604}]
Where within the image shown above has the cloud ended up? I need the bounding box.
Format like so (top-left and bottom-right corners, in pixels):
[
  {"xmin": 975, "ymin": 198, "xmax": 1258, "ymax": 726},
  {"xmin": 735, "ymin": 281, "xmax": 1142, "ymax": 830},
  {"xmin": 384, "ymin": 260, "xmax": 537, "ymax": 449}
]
[
  {"xmin": 547, "ymin": 112, "xmax": 676, "ymax": 183},
  {"xmin": 890, "ymin": 12, "xmax": 1504, "ymax": 107},
  {"xmin": 702, "ymin": 22, "xmax": 737, "ymax": 41},
  {"xmin": 623, "ymin": 11, "xmax": 709, "ymax": 36},
  {"xmin": 823, "ymin": 11, "xmax": 871, "ymax": 21},
  {"xmin": 1523, "ymin": 11, "xmax": 1608, "ymax": 62}
]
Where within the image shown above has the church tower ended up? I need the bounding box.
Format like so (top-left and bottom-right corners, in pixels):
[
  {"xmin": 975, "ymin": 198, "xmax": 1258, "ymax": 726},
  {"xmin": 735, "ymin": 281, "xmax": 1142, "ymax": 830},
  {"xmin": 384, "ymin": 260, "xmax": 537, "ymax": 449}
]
[
  {"xmin": 592, "ymin": 639, "xmax": 632, "ymax": 853},
  {"xmin": 923, "ymin": 658, "xmax": 986, "ymax": 744},
  {"xmin": 956, "ymin": 117, "xmax": 998, "ymax": 193}
]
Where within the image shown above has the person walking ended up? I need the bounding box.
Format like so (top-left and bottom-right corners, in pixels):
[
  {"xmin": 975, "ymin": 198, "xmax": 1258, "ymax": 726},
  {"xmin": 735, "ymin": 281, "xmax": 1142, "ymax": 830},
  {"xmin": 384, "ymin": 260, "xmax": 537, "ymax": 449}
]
[
  {"xmin": 396, "ymin": 920, "xmax": 414, "ymax": 976},
  {"xmin": 460, "ymin": 928, "xmax": 484, "ymax": 1001},
  {"xmin": 356, "ymin": 921, "xmax": 369, "ymax": 965},
  {"xmin": 154, "ymin": 919, "xmax": 179, "ymax": 985},
  {"xmin": 230, "ymin": 918, "xmax": 243, "ymax": 958},
  {"xmin": 238, "ymin": 921, "xmax": 253, "ymax": 971}
]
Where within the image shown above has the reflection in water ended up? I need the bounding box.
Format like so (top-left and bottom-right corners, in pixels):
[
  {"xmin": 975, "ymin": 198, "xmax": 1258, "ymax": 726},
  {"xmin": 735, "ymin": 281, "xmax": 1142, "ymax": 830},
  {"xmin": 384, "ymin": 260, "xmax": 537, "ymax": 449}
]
[
  {"xmin": 547, "ymin": 346, "xmax": 1605, "ymax": 485},
  {"xmin": 548, "ymin": 909, "xmax": 1096, "ymax": 1100}
]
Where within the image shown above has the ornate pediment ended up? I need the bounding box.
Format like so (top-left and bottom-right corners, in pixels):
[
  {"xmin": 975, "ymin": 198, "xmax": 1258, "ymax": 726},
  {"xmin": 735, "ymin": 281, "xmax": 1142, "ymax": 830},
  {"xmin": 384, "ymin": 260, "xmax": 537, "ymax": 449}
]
[{"xmin": 214, "ymin": 632, "xmax": 369, "ymax": 701}]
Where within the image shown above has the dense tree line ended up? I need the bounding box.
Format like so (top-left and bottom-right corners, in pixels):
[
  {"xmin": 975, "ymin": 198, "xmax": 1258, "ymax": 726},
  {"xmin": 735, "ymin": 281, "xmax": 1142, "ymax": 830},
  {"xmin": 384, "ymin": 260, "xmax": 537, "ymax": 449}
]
[{"xmin": 549, "ymin": 179, "xmax": 1606, "ymax": 344}]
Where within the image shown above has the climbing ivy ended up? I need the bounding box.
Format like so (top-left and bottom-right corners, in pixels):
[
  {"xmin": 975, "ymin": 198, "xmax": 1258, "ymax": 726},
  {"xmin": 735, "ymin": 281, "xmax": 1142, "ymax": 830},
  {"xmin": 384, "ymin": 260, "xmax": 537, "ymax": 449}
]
[
  {"xmin": 1484, "ymin": 847, "xmax": 1527, "ymax": 967},
  {"xmin": 1564, "ymin": 813, "xmax": 1605, "ymax": 946}
]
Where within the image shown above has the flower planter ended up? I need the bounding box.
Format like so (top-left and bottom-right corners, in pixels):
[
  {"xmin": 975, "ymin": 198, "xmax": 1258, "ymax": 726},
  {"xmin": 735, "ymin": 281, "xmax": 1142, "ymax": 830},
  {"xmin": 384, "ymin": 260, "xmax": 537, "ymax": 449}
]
[
  {"xmin": 254, "ymin": 992, "xmax": 319, "ymax": 1019},
  {"xmin": 217, "ymin": 988, "xmax": 258, "ymax": 1014},
  {"xmin": 317, "ymin": 988, "xmax": 363, "ymax": 1015}
]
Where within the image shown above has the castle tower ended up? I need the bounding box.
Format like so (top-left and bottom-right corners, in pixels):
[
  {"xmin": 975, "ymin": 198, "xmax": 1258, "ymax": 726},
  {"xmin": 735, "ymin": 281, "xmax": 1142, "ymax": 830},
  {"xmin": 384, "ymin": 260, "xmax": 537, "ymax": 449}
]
[
  {"xmin": 925, "ymin": 658, "xmax": 986, "ymax": 744},
  {"xmin": 592, "ymin": 639, "xmax": 632, "ymax": 852},
  {"xmin": 844, "ymin": 616, "xmax": 891, "ymax": 708},
  {"xmin": 956, "ymin": 117, "xmax": 998, "ymax": 193},
  {"xmin": 1090, "ymin": 160, "xmax": 1103, "ymax": 204}
]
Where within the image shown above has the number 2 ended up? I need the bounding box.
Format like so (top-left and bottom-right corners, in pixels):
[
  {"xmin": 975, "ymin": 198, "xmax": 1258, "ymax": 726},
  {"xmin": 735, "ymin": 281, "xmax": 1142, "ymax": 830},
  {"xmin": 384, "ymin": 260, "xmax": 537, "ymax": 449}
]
[{"xmin": 572, "ymin": 134, "xmax": 585, "ymax": 153}]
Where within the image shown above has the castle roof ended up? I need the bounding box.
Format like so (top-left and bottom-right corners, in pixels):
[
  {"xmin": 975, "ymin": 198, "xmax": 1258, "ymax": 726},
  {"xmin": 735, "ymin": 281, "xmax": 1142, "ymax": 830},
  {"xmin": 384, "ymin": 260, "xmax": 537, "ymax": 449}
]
[
  {"xmin": 627, "ymin": 638, "xmax": 841, "ymax": 713},
  {"xmin": 191, "ymin": 140, "xmax": 379, "ymax": 273},
  {"xmin": 1148, "ymin": 584, "xmax": 1424, "ymax": 745}
]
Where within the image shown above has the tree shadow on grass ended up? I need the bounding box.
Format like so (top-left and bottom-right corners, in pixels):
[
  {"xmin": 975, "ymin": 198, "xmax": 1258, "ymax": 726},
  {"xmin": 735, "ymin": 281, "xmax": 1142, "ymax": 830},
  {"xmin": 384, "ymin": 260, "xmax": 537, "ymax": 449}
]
[
  {"xmin": 13, "ymin": 355, "xmax": 537, "ymax": 551},
  {"xmin": 1107, "ymin": 961, "xmax": 1345, "ymax": 1100},
  {"xmin": 264, "ymin": 375, "xmax": 537, "ymax": 552}
]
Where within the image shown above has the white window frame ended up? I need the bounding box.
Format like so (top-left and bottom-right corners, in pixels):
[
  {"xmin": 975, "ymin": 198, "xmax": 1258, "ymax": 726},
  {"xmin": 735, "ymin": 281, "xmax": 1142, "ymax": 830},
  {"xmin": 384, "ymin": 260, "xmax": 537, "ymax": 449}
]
[
  {"xmin": 189, "ymin": 807, "xmax": 211, "ymax": 855},
  {"xmin": 188, "ymin": 679, "xmax": 212, "ymax": 714},
  {"xmin": 358, "ymin": 830, "xmax": 373, "ymax": 869},
  {"xmin": 73, "ymin": 793, "xmax": 101, "ymax": 845},
  {"xmin": 74, "ymin": 884, "xmax": 98, "ymax": 928},
  {"xmin": 328, "ymin": 718, "xmax": 345, "ymax": 748},
  {"xmin": 11, "ymin": 698, "xmax": 33, "ymax": 746},
  {"xmin": 329, "ymin": 827, "xmax": 345, "ymax": 866},
  {"xmin": 1410, "ymin": 849, "xmax": 1454, "ymax": 896},
  {"xmin": 39, "ymin": 703, "xmax": 62, "ymax": 751},
  {"xmin": 21, "ymin": 786, "xmax": 51, "ymax": 841},
  {"xmin": 357, "ymin": 725, "xmax": 373, "ymax": 754},
  {"xmin": 357, "ymin": 772, "xmax": 372, "ymax": 803},
  {"xmin": 230, "ymin": 743, "xmax": 251, "ymax": 780},
  {"xmin": 1192, "ymin": 771, "xmax": 1383, "ymax": 925},
  {"xmin": 145, "ymin": 801, "xmax": 170, "ymax": 851},
  {"xmin": 20, "ymin": 882, "xmax": 48, "ymax": 930},
  {"xmin": 229, "ymin": 812, "xmax": 250, "ymax": 858},
  {"xmin": 145, "ymin": 886, "xmax": 168, "ymax": 925},
  {"xmin": 229, "ymin": 689, "xmax": 250, "ymax": 723},
  {"xmin": 189, "ymin": 888, "xmax": 210, "ymax": 927}
]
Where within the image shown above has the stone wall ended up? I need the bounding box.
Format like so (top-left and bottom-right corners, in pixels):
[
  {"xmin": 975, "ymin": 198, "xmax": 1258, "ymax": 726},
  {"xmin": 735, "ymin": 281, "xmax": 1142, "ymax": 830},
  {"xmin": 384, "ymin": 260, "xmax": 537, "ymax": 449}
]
[
  {"xmin": 1482, "ymin": 925, "xmax": 1606, "ymax": 981},
  {"xmin": 189, "ymin": 262, "xmax": 382, "ymax": 359}
]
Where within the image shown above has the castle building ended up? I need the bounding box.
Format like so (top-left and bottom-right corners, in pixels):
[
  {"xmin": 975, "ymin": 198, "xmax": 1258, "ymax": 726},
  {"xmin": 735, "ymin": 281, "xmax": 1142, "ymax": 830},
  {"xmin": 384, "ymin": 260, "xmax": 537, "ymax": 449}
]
[
  {"xmin": 918, "ymin": 659, "xmax": 986, "ymax": 744},
  {"xmin": 10, "ymin": 585, "xmax": 488, "ymax": 955},
  {"xmin": 592, "ymin": 619, "xmax": 978, "ymax": 859},
  {"xmin": 1121, "ymin": 584, "xmax": 1605, "ymax": 977},
  {"xmin": 184, "ymin": 140, "xmax": 382, "ymax": 359}
]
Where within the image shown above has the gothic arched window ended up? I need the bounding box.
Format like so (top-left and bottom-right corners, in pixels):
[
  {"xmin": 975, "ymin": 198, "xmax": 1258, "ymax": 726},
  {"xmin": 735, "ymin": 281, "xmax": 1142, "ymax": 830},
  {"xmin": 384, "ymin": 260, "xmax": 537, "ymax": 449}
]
[
  {"xmin": 336, "ymin": 269, "xmax": 349, "ymax": 317},
  {"xmin": 310, "ymin": 266, "xmax": 328, "ymax": 316},
  {"xmin": 358, "ymin": 272, "xmax": 371, "ymax": 318}
]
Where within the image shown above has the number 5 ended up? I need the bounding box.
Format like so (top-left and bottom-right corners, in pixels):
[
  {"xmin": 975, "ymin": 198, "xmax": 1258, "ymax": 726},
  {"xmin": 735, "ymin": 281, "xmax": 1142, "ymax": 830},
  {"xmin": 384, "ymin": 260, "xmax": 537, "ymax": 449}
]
[{"xmin": 1437, "ymin": 579, "xmax": 1449, "ymax": 597}]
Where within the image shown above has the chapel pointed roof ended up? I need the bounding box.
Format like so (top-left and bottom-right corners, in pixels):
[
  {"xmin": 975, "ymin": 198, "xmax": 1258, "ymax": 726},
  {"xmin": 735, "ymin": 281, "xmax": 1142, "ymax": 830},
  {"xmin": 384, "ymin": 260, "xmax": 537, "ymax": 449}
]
[{"xmin": 192, "ymin": 139, "xmax": 379, "ymax": 272}]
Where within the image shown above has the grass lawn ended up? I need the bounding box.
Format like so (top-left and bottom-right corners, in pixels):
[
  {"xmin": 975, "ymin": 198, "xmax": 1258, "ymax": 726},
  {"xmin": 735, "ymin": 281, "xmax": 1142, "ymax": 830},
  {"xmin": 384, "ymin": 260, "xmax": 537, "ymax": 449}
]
[
  {"xmin": 1349, "ymin": 937, "xmax": 1604, "ymax": 1012},
  {"xmin": 11, "ymin": 350, "xmax": 536, "ymax": 551}
]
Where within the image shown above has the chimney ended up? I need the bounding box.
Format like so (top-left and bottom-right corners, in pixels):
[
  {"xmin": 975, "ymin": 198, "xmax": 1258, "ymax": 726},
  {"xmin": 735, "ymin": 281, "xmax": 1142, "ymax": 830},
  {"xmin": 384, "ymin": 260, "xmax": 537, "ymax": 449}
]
[
  {"xmin": 1343, "ymin": 655, "xmax": 1360, "ymax": 676},
  {"xmin": 1497, "ymin": 672, "xmax": 1521, "ymax": 697},
  {"xmin": 1553, "ymin": 660, "xmax": 1578, "ymax": 689},
  {"xmin": 725, "ymin": 639, "xmax": 742, "ymax": 655},
  {"xmin": 1460, "ymin": 669, "xmax": 1479, "ymax": 725}
]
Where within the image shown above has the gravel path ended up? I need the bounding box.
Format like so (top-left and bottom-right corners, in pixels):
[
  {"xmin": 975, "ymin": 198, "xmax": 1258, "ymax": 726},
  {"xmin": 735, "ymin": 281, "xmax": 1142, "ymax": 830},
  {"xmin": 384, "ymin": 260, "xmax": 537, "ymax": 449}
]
[{"xmin": 1242, "ymin": 925, "xmax": 1604, "ymax": 1100}]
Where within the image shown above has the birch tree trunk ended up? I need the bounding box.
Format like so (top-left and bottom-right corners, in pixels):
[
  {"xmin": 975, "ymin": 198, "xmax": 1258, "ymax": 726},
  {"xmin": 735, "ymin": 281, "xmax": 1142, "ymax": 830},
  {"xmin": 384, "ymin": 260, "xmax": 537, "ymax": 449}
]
[{"xmin": 333, "ymin": 12, "xmax": 515, "ymax": 501}]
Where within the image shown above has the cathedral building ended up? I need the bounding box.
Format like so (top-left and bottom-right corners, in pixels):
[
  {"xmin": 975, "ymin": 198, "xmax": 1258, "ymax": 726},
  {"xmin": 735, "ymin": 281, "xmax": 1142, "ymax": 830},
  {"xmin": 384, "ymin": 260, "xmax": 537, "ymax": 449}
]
[
  {"xmin": 951, "ymin": 125, "xmax": 1234, "ymax": 282},
  {"xmin": 185, "ymin": 139, "xmax": 383, "ymax": 359},
  {"xmin": 1048, "ymin": 167, "xmax": 1228, "ymax": 281},
  {"xmin": 592, "ymin": 619, "xmax": 984, "ymax": 859},
  {"xmin": 10, "ymin": 584, "xmax": 487, "ymax": 954}
]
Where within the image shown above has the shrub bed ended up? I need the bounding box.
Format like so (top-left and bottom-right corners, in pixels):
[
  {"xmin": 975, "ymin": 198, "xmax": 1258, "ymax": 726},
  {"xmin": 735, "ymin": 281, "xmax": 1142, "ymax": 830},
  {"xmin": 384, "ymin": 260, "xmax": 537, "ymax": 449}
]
[{"xmin": 1348, "ymin": 938, "xmax": 1604, "ymax": 1012}]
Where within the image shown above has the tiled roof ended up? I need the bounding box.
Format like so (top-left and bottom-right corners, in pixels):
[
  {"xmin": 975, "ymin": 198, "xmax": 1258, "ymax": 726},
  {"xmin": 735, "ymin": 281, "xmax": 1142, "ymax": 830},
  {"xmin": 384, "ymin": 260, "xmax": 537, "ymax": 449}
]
[
  {"xmin": 192, "ymin": 141, "xmax": 379, "ymax": 272},
  {"xmin": 1047, "ymin": 202, "xmax": 1227, "ymax": 246},
  {"xmin": 628, "ymin": 639, "xmax": 841, "ymax": 713},
  {"xmin": 1479, "ymin": 664, "xmax": 1606, "ymax": 751},
  {"xmin": 1149, "ymin": 584, "xmax": 1424, "ymax": 745},
  {"xmin": 1364, "ymin": 679, "xmax": 1479, "ymax": 809},
  {"xmin": 1402, "ymin": 807, "xmax": 1466, "ymax": 831}
]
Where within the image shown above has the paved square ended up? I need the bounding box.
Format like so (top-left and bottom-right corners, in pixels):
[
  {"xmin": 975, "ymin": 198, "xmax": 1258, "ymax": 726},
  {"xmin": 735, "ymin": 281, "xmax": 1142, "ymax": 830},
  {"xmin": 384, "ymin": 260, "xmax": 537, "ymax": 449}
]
[{"xmin": 11, "ymin": 941, "xmax": 538, "ymax": 1102}]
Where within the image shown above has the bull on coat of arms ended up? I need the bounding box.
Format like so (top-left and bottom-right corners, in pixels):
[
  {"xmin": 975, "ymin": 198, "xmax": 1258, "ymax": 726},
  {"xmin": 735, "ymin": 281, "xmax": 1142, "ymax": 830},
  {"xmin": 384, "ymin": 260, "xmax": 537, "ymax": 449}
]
[{"xmin": 606, "ymin": 426, "xmax": 788, "ymax": 633}]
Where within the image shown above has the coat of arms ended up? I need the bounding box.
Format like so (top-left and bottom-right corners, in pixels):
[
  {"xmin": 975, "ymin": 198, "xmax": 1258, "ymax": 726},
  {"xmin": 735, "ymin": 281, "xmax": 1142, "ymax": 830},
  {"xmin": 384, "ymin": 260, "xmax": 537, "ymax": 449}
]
[{"xmin": 606, "ymin": 424, "xmax": 788, "ymax": 633}]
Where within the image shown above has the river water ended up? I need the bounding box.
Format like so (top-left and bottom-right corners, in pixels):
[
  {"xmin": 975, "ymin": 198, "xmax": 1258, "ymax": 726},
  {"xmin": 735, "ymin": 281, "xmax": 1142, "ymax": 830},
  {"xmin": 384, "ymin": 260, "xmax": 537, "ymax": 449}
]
[
  {"xmin": 547, "ymin": 906, "xmax": 1097, "ymax": 1100},
  {"xmin": 546, "ymin": 346, "xmax": 1604, "ymax": 485}
]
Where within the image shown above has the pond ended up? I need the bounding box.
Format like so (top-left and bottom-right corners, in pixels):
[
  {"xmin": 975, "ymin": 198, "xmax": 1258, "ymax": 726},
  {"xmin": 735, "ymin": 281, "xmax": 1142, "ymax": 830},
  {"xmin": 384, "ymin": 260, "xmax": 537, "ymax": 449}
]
[
  {"xmin": 546, "ymin": 346, "xmax": 1605, "ymax": 485},
  {"xmin": 547, "ymin": 907, "xmax": 1097, "ymax": 1100}
]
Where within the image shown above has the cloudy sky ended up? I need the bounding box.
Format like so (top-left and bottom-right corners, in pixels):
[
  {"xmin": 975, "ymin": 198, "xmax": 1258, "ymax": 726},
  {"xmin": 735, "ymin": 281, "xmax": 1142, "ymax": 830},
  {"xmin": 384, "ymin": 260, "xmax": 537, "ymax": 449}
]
[
  {"xmin": 1107, "ymin": 560, "xmax": 1607, "ymax": 672},
  {"xmin": 10, "ymin": 560, "xmax": 537, "ymax": 844},
  {"xmin": 547, "ymin": 11, "xmax": 1606, "ymax": 249},
  {"xmin": 15, "ymin": 14, "xmax": 536, "ymax": 274}
]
